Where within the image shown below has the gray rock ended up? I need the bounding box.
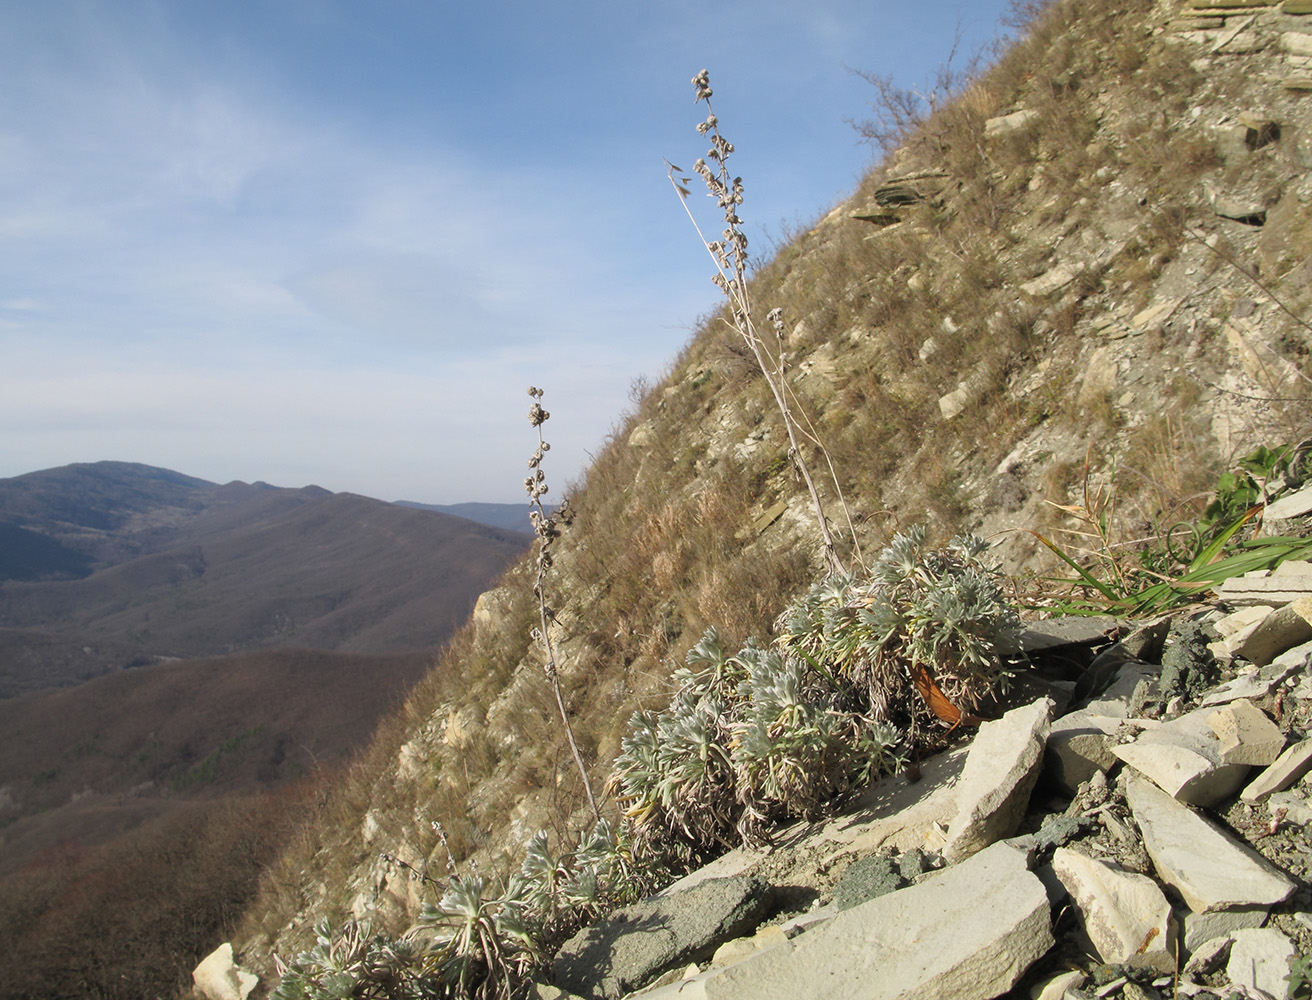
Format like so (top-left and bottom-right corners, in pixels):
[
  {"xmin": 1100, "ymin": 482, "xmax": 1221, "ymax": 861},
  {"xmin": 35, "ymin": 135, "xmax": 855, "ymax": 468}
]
[
  {"xmin": 641, "ymin": 842, "xmax": 1053, "ymax": 1000},
  {"xmin": 833, "ymin": 854, "xmax": 905, "ymax": 910},
  {"xmin": 1200, "ymin": 641, "xmax": 1312, "ymax": 705},
  {"xmin": 553, "ymin": 875, "xmax": 772, "ymax": 1000},
  {"xmin": 1126, "ymin": 778, "xmax": 1296, "ymax": 913},
  {"xmin": 1238, "ymin": 735, "xmax": 1312, "ymax": 801},
  {"xmin": 986, "ymin": 109, "xmax": 1040, "ymax": 136},
  {"xmin": 895, "ymin": 848, "xmax": 932, "ymax": 881},
  {"xmin": 1079, "ymin": 656, "xmax": 1161, "ymax": 716},
  {"xmin": 1022, "ymin": 263, "xmax": 1083, "ymax": 297},
  {"xmin": 1031, "ymin": 971, "xmax": 1086, "ymax": 1000},
  {"xmin": 1205, "ymin": 184, "xmax": 1268, "ymax": 225},
  {"xmin": 778, "ymin": 905, "xmax": 836, "ymax": 939},
  {"xmin": 1000, "ymin": 616, "xmax": 1121, "ymax": 657},
  {"xmin": 1264, "ymin": 485, "xmax": 1312, "ymax": 520},
  {"xmin": 1215, "ymin": 570, "xmax": 1312, "ymax": 608},
  {"xmin": 1181, "ymin": 905, "xmax": 1270, "ymax": 954},
  {"xmin": 1282, "ymin": 30, "xmax": 1312, "ymax": 56},
  {"xmin": 192, "ymin": 944, "xmax": 258, "ymax": 1000},
  {"xmin": 1095, "ymin": 617, "xmax": 1171, "ymax": 666},
  {"xmin": 1226, "ymin": 927, "xmax": 1296, "ymax": 999},
  {"xmin": 1206, "ymin": 699, "xmax": 1285, "ymax": 766},
  {"xmin": 1232, "ymin": 597, "xmax": 1312, "ymax": 666},
  {"xmin": 943, "ymin": 699, "xmax": 1054, "ymax": 862},
  {"xmin": 1046, "ymin": 711, "xmax": 1128, "ymax": 794},
  {"xmin": 1182, "ymin": 934, "xmax": 1232, "ymax": 978},
  {"xmin": 1051, "ymin": 848, "xmax": 1176, "ymax": 973},
  {"xmin": 1111, "ymin": 708, "xmax": 1249, "ymax": 807},
  {"xmin": 1267, "ymin": 789, "xmax": 1312, "ymax": 824}
]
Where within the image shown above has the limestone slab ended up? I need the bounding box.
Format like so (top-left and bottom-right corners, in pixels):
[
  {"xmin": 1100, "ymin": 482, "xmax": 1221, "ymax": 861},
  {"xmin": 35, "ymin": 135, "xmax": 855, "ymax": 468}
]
[
  {"xmin": 1182, "ymin": 905, "xmax": 1269, "ymax": 954},
  {"xmin": 985, "ymin": 108, "xmax": 1040, "ymax": 136},
  {"xmin": 1200, "ymin": 641, "xmax": 1310, "ymax": 705},
  {"xmin": 1031, "ymin": 971, "xmax": 1086, "ymax": 1000},
  {"xmin": 193, "ymin": 943, "xmax": 258, "ymax": 1000},
  {"xmin": 1045, "ymin": 712, "xmax": 1126, "ymax": 794},
  {"xmin": 943, "ymin": 698, "xmax": 1053, "ymax": 862},
  {"xmin": 1207, "ymin": 699, "xmax": 1286, "ymax": 765},
  {"xmin": 1226, "ymin": 927, "xmax": 1296, "ymax": 999},
  {"xmin": 1282, "ymin": 31, "xmax": 1312, "ymax": 56},
  {"xmin": 1111, "ymin": 708, "xmax": 1249, "ymax": 806},
  {"xmin": 1000, "ymin": 616, "xmax": 1121, "ymax": 656},
  {"xmin": 1241, "ymin": 739, "xmax": 1312, "ymax": 802},
  {"xmin": 553, "ymin": 875, "xmax": 771, "ymax": 999},
  {"xmin": 1232, "ymin": 597, "xmax": 1312, "ymax": 666},
  {"xmin": 1264, "ymin": 486, "xmax": 1312, "ymax": 520},
  {"xmin": 642, "ymin": 842, "xmax": 1054, "ymax": 1000},
  {"xmin": 1051, "ymin": 848, "xmax": 1176, "ymax": 973},
  {"xmin": 1126, "ymin": 778, "xmax": 1295, "ymax": 913}
]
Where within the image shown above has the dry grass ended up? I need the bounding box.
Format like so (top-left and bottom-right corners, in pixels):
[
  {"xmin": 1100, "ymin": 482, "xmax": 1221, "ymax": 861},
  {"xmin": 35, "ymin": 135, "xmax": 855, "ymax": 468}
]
[{"xmin": 234, "ymin": 0, "xmax": 1312, "ymax": 977}]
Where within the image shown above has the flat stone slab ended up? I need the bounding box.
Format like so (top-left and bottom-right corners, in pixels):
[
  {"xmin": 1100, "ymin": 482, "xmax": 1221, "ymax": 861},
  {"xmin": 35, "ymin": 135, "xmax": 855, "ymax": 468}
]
[
  {"xmin": 1200, "ymin": 642, "xmax": 1312, "ymax": 706},
  {"xmin": 999, "ymin": 616, "xmax": 1121, "ymax": 656},
  {"xmin": 1045, "ymin": 711, "xmax": 1126, "ymax": 794},
  {"xmin": 1126, "ymin": 778, "xmax": 1295, "ymax": 913},
  {"xmin": 1264, "ymin": 487, "xmax": 1312, "ymax": 520},
  {"xmin": 1051, "ymin": 848, "xmax": 1175, "ymax": 973},
  {"xmin": 943, "ymin": 698, "xmax": 1053, "ymax": 862},
  {"xmin": 553, "ymin": 875, "xmax": 771, "ymax": 999},
  {"xmin": 1181, "ymin": 904, "xmax": 1269, "ymax": 954},
  {"xmin": 1227, "ymin": 928, "xmax": 1296, "ymax": 999},
  {"xmin": 1207, "ymin": 700, "xmax": 1285, "ymax": 766},
  {"xmin": 1240, "ymin": 738, "xmax": 1312, "ymax": 803},
  {"xmin": 1232, "ymin": 596, "xmax": 1312, "ymax": 667},
  {"xmin": 642, "ymin": 842, "xmax": 1054, "ymax": 1000},
  {"xmin": 1111, "ymin": 708, "xmax": 1249, "ymax": 806}
]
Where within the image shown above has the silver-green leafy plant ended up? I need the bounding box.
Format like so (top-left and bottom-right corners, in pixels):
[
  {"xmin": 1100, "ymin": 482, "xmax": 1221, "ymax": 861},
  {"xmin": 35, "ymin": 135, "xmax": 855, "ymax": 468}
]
[
  {"xmin": 410, "ymin": 874, "xmax": 536, "ymax": 1000},
  {"xmin": 272, "ymin": 818, "xmax": 633, "ymax": 999},
  {"xmin": 270, "ymin": 917, "xmax": 437, "ymax": 1000},
  {"xmin": 609, "ymin": 528, "xmax": 1018, "ymax": 859}
]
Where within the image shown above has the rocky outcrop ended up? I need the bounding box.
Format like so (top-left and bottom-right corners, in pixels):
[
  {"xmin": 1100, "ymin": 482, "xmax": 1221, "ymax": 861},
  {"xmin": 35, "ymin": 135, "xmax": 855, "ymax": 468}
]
[
  {"xmin": 626, "ymin": 843, "xmax": 1052, "ymax": 1000},
  {"xmin": 552, "ymin": 876, "xmax": 772, "ymax": 1000},
  {"xmin": 537, "ymin": 586, "xmax": 1312, "ymax": 1000}
]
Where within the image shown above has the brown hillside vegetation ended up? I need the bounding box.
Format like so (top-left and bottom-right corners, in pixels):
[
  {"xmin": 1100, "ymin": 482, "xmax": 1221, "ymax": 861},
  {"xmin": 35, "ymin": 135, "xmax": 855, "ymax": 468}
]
[
  {"xmin": 0, "ymin": 648, "xmax": 437, "ymax": 999},
  {"xmin": 0, "ymin": 646, "xmax": 436, "ymax": 864},
  {"xmin": 229, "ymin": 0, "xmax": 1312, "ymax": 987},
  {"xmin": 1, "ymin": 792, "xmax": 307, "ymax": 1000}
]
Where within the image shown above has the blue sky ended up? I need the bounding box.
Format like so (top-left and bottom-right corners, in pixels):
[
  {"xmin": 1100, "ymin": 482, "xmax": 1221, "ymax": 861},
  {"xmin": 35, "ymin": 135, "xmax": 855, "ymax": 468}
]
[{"xmin": 0, "ymin": 0, "xmax": 1014, "ymax": 504}]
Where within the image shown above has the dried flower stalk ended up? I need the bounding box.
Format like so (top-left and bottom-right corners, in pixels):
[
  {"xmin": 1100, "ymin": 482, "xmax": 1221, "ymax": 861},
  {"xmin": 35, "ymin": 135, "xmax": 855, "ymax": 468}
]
[{"xmin": 526, "ymin": 387, "xmax": 601, "ymax": 822}]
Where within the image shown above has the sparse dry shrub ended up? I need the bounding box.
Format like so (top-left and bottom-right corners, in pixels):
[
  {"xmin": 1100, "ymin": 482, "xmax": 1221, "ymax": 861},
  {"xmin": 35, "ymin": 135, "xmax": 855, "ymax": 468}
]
[{"xmin": 0, "ymin": 792, "xmax": 307, "ymax": 1000}]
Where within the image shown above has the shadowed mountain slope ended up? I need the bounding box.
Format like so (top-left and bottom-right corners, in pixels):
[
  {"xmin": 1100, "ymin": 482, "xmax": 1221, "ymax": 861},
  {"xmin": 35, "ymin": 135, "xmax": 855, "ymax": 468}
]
[{"xmin": 0, "ymin": 462, "xmax": 529, "ymax": 697}]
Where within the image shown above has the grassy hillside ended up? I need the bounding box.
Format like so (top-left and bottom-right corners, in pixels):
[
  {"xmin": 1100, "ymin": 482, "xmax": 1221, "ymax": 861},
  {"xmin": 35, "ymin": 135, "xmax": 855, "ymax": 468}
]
[{"xmin": 231, "ymin": 0, "xmax": 1312, "ymax": 984}]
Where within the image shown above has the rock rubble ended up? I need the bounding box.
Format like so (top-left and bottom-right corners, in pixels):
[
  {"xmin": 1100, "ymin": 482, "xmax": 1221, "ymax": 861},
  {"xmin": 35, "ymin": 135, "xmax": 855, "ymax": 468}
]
[{"xmin": 539, "ymin": 588, "xmax": 1312, "ymax": 1000}]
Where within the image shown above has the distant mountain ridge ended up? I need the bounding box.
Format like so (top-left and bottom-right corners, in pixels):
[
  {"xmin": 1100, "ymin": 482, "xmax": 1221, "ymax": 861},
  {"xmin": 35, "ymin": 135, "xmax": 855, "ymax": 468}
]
[
  {"xmin": 396, "ymin": 500, "xmax": 540, "ymax": 536},
  {"xmin": 0, "ymin": 461, "xmax": 530, "ymax": 697}
]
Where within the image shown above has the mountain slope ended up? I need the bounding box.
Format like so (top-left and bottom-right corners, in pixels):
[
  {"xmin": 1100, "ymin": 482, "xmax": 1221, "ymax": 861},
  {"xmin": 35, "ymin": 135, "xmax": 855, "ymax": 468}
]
[
  {"xmin": 0, "ymin": 646, "xmax": 435, "ymax": 872},
  {"xmin": 230, "ymin": 0, "xmax": 1312, "ymax": 983},
  {"xmin": 0, "ymin": 462, "xmax": 530, "ymax": 696}
]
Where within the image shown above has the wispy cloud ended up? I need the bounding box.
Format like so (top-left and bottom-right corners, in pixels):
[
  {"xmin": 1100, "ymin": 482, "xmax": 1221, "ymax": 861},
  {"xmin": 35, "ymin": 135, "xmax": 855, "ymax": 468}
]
[{"xmin": 0, "ymin": 0, "xmax": 1010, "ymax": 501}]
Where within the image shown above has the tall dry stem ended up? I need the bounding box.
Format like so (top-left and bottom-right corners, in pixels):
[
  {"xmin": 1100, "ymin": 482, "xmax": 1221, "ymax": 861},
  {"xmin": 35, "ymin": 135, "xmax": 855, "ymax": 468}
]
[
  {"xmin": 668, "ymin": 70, "xmax": 852, "ymax": 576},
  {"xmin": 526, "ymin": 387, "xmax": 600, "ymax": 823}
]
